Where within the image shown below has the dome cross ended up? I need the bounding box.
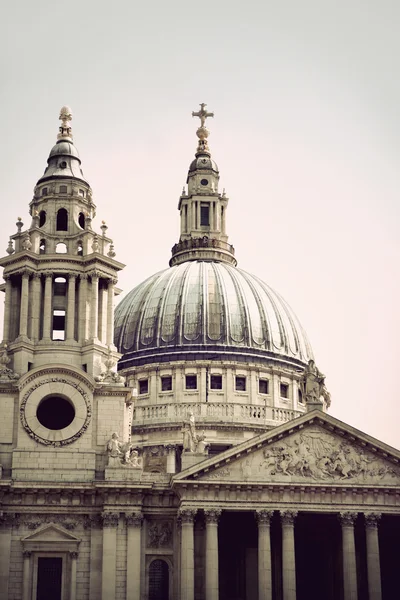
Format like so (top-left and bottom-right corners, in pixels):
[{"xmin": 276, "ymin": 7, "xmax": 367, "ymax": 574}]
[{"xmin": 192, "ymin": 103, "xmax": 214, "ymax": 127}]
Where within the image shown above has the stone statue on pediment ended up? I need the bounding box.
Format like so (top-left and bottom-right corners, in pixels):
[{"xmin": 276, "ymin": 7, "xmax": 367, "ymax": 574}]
[
  {"xmin": 299, "ymin": 360, "xmax": 329, "ymax": 405},
  {"xmin": 182, "ymin": 412, "xmax": 208, "ymax": 454}
]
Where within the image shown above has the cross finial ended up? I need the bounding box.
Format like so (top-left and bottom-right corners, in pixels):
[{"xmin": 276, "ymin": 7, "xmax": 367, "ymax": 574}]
[
  {"xmin": 192, "ymin": 103, "xmax": 214, "ymax": 128},
  {"xmin": 57, "ymin": 105, "xmax": 73, "ymax": 140}
]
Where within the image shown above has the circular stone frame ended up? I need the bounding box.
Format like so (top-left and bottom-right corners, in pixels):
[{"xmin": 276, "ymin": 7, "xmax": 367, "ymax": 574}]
[{"xmin": 20, "ymin": 377, "xmax": 92, "ymax": 446}]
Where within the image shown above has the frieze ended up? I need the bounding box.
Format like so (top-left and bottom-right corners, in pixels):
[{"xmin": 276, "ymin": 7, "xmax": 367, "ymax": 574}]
[
  {"xmin": 23, "ymin": 516, "xmax": 80, "ymax": 530},
  {"xmin": 147, "ymin": 521, "xmax": 172, "ymax": 547}
]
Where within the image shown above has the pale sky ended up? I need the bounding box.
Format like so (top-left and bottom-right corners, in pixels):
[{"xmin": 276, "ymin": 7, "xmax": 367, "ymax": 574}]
[{"xmin": 1, "ymin": 0, "xmax": 399, "ymax": 447}]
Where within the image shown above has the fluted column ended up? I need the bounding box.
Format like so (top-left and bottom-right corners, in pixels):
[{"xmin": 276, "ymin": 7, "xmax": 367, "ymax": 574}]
[
  {"xmin": 179, "ymin": 508, "xmax": 197, "ymax": 600},
  {"xmin": 365, "ymin": 513, "xmax": 382, "ymax": 600},
  {"xmin": 257, "ymin": 510, "xmax": 273, "ymax": 600},
  {"xmin": 2, "ymin": 276, "xmax": 12, "ymax": 342},
  {"xmin": 69, "ymin": 552, "xmax": 78, "ymax": 600},
  {"xmin": 101, "ymin": 512, "xmax": 119, "ymax": 600},
  {"xmin": 90, "ymin": 273, "xmax": 99, "ymax": 340},
  {"xmin": 126, "ymin": 513, "xmax": 143, "ymax": 600},
  {"xmin": 66, "ymin": 274, "xmax": 77, "ymax": 342},
  {"xmin": 42, "ymin": 273, "xmax": 53, "ymax": 340},
  {"xmin": 22, "ymin": 551, "xmax": 31, "ymax": 600},
  {"xmin": 106, "ymin": 279, "xmax": 116, "ymax": 346},
  {"xmin": 31, "ymin": 274, "xmax": 41, "ymax": 341},
  {"xmin": 165, "ymin": 445, "xmax": 177, "ymax": 474},
  {"xmin": 19, "ymin": 271, "xmax": 30, "ymax": 337},
  {"xmin": 78, "ymin": 274, "xmax": 88, "ymax": 342},
  {"xmin": 281, "ymin": 510, "xmax": 297, "ymax": 600},
  {"xmin": 204, "ymin": 509, "xmax": 221, "ymax": 600},
  {"xmin": 340, "ymin": 512, "xmax": 358, "ymax": 600}
]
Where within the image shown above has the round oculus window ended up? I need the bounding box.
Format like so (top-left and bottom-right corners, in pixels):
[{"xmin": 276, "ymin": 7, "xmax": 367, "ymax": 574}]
[
  {"xmin": 36, "ymin": 395, "xmax": 75, "ymax": 430},
  {"xmin": 200, "ymin": 179, "xmax": 209, "ymax": 186}
]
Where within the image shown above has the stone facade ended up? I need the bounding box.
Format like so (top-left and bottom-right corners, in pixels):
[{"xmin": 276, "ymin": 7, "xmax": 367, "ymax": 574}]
[{"xmin": 0, "ymin": 107, "xmax": 398, "ymax": 600}]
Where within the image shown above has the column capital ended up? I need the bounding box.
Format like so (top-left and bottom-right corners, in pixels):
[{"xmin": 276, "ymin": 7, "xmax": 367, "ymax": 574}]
[
  {"xmin": 339, "ymin": 511, "xmax": 358, "ymax": 527},
  {"xmin": 204, "ymin": 508, "xmax": 222, "ymax": 524},
  {"xmin": 89, "ymin": 270, "xmax": 100, "ymax": 280},
  {"xmin": 22, "ymin": 551, "xmax": 32, "ymax": 558},
  {"xmin": 44, "ymin": 272, "xmax": 53, "ymax": 280},
  {"xmin": 32, "ymin": 272, "xmax": 42, "ymax": 280},
  {"xmin": 178, "ymin": 508, "xmax": 197, "ymax": 523},
  {"xmin": 108, "ymin": 277, "xmax": 118, "ymax": 286},
  {"xmin": 256, "ymin": 509, "xmax": 274, "ymax": 525},
  {"xmin": 68, "ymin": 273, "xmax": 78, "ymax": 280},
  {"xmin": 69, "ymin": 551, "xmax": 79, "ymax": 559},
  {"xmin": 101, "ymin": 512, "xmax": 119, "ymax": 528},
  {"xmin": 80, "ymin": 273, "xmax": 89, "ymax": 281},
  {"xmin": 280, "ymin": 510, "xmax": 298, "ymax": 526},
  {"xmin": 125, "ymin": 512, "xmax": 143, "ymax": 527},
  {"xmin": 364, "ymin": 512, "xmax": 381, "ymax": 529}
]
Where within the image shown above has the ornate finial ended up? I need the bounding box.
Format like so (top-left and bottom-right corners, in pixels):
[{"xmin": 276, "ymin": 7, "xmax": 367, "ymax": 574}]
[
  {"xmin": 57, "ymin": 106, "xmax": 73, "ymax": 140},
  {"xmin": 192, "ymin": 103, "xmax": 214, "ymax": 155}
]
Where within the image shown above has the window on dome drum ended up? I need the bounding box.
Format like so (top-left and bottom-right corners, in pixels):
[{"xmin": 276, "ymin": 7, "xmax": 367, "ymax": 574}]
[
  {"xmin": 39, "ymin": 210, "xmax": 46, "ymax": 227},
  {"xmin": 235, "ymin": 376, "xmax": 246, "ymax": 392},
  {"xmin": 259, "ymin": 379, "xmax": 269, "ymax": 395},
  {"xmin": 185, "ymin": 375, "xmax": 197, "ymax": 390},
  {"xmin": 200, "ymin": 204, "xmax": 210, "ymax": 226},
  {"xmin": 42, "ymin": 187, "xmax": 48, "ymax": 196},
  {"xmin": 139, "ymin": 379, "xmax": 149, "ymax": 395},
  {"xmin": 161, "ymin": 376, "xmax": 172, "ymax": 392},
  {"xmin": 280, "ymin": 383, "xmax": 289, "ymax": 399},
  {"xmin": 59, "ymin": 185, "xmax": 67, "ymax": 194},
  {"xmin": 210, "ymin": 375, "xmax": 222, "ymax": 390},
  {"xmin": 56, "ymin": 208, "xmax": 68, "ymax": 231}
]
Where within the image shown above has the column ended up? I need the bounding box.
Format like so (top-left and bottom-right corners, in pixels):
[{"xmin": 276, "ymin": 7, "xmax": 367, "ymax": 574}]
[
  {"xmin": 365, "ymin": 513, "xmax": 382, "ymax": 600},
  {"xmin": 0, "ymin": 515, "xmax": 13, "ymax": 600},
  {"xmin": 31, "ymin": 274, "xmax": 41, "ymax": 341},
  {"xmin": 126, "ymin": 513, "xmax": 143, "ymax": 600},
  {"xmin": 66, "ymin": 274, "xmax": 77, "ymax": 342},
  {"xmin": 339, "ymin": 512, "xmax": 358, "ymax": 600},
  {"xmin": 256, "ymin": 510, "xmax": 273, "ymax": 600},
  {"xmin": 204, "ymin": 509, "xmax": 221, "ymax": 600},
  {"xmin": 78, "ymin": 274, "xmax": 88, "ymax": 342},
  {"xmin": 281, "ymin": 510, "xmax": 297, "ymax": 600},
  {"xmin": 90, "ymin": 273, "xmax": 99, "ymax": 340},
  {"xmin": 101, "ymin": 512, "xmax": 119, "ymax": 600},
  {"xmin": 106, "ymin": 279, "xmax": 116, "ymax": 346},
  {"xmin": 179, "ymin": 508, "xmax": 197, "ymax": 600},
  {"xmin": 165, "ymin": 445, "xmax": 177, "ymax": 474},
  {"xmin": 42, "ymin": 273, "xmax": 53, "ymax": 340},
  {"xmin": 19, "ymin": 271, "xmax": 30, "ymax": 337},
  {"xmin": 2, "ymin": 276, "xmax": 12, "ymax": 342},
  {"xmin": 69, "ymin": 552, "xmax": 78, "ymax": 600},
  {"xmin": 22, "ymin": 551, "xmax": 31, "ymax": 600}
]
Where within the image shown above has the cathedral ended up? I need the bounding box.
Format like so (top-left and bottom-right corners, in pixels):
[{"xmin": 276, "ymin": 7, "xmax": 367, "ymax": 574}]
[{"xmin": 0, "ymin": 105, "xmax": 398, "ymax": 600}]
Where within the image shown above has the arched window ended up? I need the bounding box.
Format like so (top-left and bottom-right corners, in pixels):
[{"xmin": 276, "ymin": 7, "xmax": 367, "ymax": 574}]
[
  {"xmin": 56, "ymin": 208, "xmax": 68, "ymax": 231},
  {"xmin": 39, "ymin": 239, "xmax": 46, "ymax": 254},
  {"xmin": 55, "ymin": 243, "xmax": 68, "ymax": 254},
  {"xmin": 78, "ymin": 212, "xmax": 85, "ymax": 229},
  {"xmin": 39, "ymin": 210, "xmax": 46, "ymax": 227},
  {"xmin": 149, "ymin": 559, "xmax": 169, "ymax": 600},
  {"xmin": 77, "ymin": 241, "xmax": 83, "ymax": 256}
]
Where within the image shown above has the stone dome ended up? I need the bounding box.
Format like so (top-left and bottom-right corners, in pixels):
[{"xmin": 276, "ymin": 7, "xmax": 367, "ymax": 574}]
[
  {"xmin": 188, "ymin": 155, "xmax": 219, "ymax": 174},
  {"xmin": 37, "ymin": 139, "xmax": 89, "ymax": 185},
  {"xmin": 114, "ymin": 260, "xmax": 314, "ymax": 370}
]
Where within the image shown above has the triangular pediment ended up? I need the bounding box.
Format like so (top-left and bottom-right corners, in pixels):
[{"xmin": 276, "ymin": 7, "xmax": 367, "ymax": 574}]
[
  {"xmin": 22, "ymin": 523, "xmax": 80, "ymax": 543},
  {"xmin": 174, "ymin": 410, "xmax": 400, "ymax": 486}
]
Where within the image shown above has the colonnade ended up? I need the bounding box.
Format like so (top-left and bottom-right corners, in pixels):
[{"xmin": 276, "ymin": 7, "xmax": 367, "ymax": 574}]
[
  {"xmin": 2, "ymin": 271, "xmax": 116, "ymax": 344},
  {"xmin": 178, "ymin": 508, "xmax": 383, "ymax": 600}
]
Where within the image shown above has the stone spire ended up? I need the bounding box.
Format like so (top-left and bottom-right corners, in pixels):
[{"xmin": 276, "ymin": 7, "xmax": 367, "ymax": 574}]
[{"xmin": 170, "ymin": 105, "xmax": 237, "ymax": 267}]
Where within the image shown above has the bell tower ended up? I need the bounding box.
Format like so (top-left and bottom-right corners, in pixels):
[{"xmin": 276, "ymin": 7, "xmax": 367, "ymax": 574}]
[
  {"xmin": 170, "ymin": 103, "xmax": 237, "ymax": 266},
  {"xmin": 0, "ymin": 108, "xmax": 132, "ymax": 482}
]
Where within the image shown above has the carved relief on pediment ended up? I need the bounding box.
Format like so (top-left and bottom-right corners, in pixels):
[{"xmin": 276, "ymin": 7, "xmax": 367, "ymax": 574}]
[{"xmin": 200, "ymin": 427, "xmax": 400, "ymax": 484}]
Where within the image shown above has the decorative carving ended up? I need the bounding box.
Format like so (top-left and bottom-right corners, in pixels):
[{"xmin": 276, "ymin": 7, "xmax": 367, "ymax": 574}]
[
  {"xmin": 258, "ymin": 429, "xmax": 400, "ymax": 482},
  {"xmin": 339, "ymin": 512, "xmax": 358, "ymax": 527},
  {"xmin": 205, "ymin": 468, "xmax": 231, "ymax": 480},
  {"xmin": 364, "ymin": 513, "xmax": 381, "ymax": 529},
  {"xmin": 280, "ymin": 510, "xmax": 298, "ymax": 526},
  {"xmin": 0, "ymin": 345, "xmax": 19, "ymax": 381},
  {"xmin": 299, "ymin": 360, "xmax": 331, "ymax": 407},
  {"xmin": 147, "ymin": 521, "xmax": 172, "ymax": 547},
  {"xmin": 21, "ymin": 234, "xmax": 32, "ymax": 251},
  {"xmin": 178, "ymin": 509, "xmax": 197, "ymax": 524},
  {"xmin": 106, "ymin": 433, "xmax": 142, "ymax": 469},
  {"xmin": 20, "ymin": 377, "xmax": 91, "ymax": 447},
  {"xmin": 24, "ymin": 516, "xmax": 79, "ymax": 529},
  {"xmin": 0, "ymin": 513, "xmax": 19, "ymax": 527},
  {"xmin": 23, "ymin": 551, "xmax": 32, "ymax": 558},
  {"xmin": 126, "ymin": 513, "xmax": 143, "ymax": 528},
  {"xmin": 256, "ymin": 510, "xmax": 274, "ymax": 525},
  {"xmin": 58, "ymin": 106, "xmax": 73, "ymax": 140},
  {"xmin": 69, "ymin": 552, "xmax": 79, "ymax": 559},
  {"xmin": 101, "ymin": 512, "xmax": 119, "ymax": 528},
  {"xmin": 204, "ymin": 509, "xmax": 222, "ymax": 524},
  {"xmin": 107, "ymin": 242, "xmax": 116, "ymax": 258},
  {"xmin": 95, "ymin": 348, "xmax": 125, "ymax": 385},
  {"xmin": 6, "ymin": 239, "xmax": 14, "ymax": 255},
  {"xmin": 91, "ymin": 236, "xmax": 99, "ymax": 253},
  {"xmin": 182, "ymin": 412, "xmax": 208, "ymax": 454}
]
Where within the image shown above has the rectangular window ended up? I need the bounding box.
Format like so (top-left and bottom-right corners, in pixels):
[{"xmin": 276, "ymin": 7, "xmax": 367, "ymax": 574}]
[
  {"xmin": 185, "ymin": 375, "xmax": 197, "ymax": 390},
  {"xmin": 36, "ymin": 557, "xmax": 62, "ymax": 600},
  {"xmin": 210, "ymin": 375, "xmax": 222, "ymax": 390},
  {"xmin": 59, "ymin": 185, "xmax": 67, "ymax": 194},
  {"xmin": 139, "ymin": 379, "xmax": 149, "ymax": 395},
  {"xmin": 235, "ymin": 376, "xmax": 246, "ymax": 392},
  {"xmin": 79, "ymin": 189, "xmax": 85, "ymax": 197},
  {"xmin": 52, "ymin": 310, "xmax": 66, "ymax": 341},
  {"xmin": 161, "ymin": 376, "xmax": 172, "ymax": 391},
  {"xmin": 259, "ymin": 379, "xmax": 269, "ymax": 395},
  {"xmin": 200, "ymin": 204, "xmax": 210, "ymax": 226},
  {"xmin": 298, "ymin": 388, "xmax": 304, "ymax": 403},
  {"xmin": 280, "ymin": 383, "xmax": 289, "ymax": 399}
]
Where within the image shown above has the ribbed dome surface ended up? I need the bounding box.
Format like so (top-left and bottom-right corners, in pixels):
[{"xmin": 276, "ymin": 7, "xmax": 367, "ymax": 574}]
[{"xmin": 115, "ymin": 261, "xmax": 313, "ymax": 368}]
